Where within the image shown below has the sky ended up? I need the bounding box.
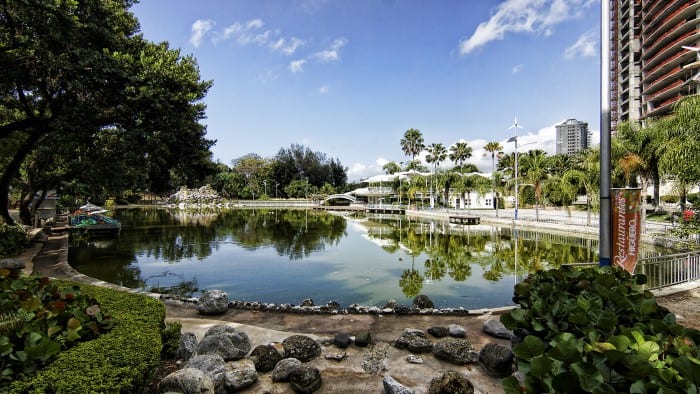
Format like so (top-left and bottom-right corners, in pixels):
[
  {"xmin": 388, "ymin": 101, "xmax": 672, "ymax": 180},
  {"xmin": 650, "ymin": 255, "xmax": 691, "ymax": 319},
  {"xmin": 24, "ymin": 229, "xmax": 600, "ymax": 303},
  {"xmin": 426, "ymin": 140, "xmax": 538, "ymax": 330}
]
[{"xmin": 132, "ymin": 0, "xmax": 602, "ymax": 181}]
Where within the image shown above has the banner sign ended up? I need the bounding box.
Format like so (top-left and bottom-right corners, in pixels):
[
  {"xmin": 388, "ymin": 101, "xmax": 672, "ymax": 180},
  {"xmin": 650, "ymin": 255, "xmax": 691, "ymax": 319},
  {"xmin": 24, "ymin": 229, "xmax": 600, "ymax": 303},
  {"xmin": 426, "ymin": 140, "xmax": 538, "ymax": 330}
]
[{"xmin": 612, "ymin": 188, "xmax": 642, "ymax": 274}]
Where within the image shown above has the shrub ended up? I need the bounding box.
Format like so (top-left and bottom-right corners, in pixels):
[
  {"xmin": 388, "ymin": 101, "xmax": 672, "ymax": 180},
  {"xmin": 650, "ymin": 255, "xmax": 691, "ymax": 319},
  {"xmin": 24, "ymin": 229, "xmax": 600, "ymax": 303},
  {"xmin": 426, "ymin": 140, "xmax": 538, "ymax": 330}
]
[
  {"xmin": 501, "ymin": 266, "xmax": 700, "ymax": 393},
  {"xmin": 161, "ymin": 321, "xmax": 182, "ymax": 359},
  {"xmin": 661, "ymin": 195, "xmax": 680, "ymax": 204},
  {"xmin": 5, "ymin": 280, "xmax": 165, "ymax": 393},
  {"xmin": 0, "ymin": 224, "xmax": 31, "ymax": 258}
]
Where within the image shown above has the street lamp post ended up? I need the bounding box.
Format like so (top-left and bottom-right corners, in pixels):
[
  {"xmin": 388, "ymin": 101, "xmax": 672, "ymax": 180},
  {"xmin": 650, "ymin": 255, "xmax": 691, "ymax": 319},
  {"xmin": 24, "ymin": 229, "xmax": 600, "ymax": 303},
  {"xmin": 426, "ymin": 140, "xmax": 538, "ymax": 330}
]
[
  {"xmin": 275, "ymin": 182, "xmax": 279, "ymax": 199},
  {"xmin": 263, "ymin": 180, "xmax": 267, "ymax": 197},
  {"xmin": 507, "ymin": 117, "xmax": 523, "ymax": 220}
]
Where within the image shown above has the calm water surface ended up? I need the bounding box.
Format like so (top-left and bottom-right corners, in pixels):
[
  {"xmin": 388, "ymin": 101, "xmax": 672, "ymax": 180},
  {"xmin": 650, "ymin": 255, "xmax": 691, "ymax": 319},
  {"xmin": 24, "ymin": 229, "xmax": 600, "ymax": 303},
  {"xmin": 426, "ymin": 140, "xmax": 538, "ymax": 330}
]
[{"xmin": 68, "ymin": 208, "xmax": 667, "ymax": 309}]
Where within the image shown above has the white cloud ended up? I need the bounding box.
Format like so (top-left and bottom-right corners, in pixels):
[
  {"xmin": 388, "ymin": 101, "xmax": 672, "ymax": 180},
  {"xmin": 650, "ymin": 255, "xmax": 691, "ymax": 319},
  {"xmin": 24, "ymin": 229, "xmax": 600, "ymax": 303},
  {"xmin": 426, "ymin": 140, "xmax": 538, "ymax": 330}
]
[
  {"xmin": 289, "ymin": 59, "xmax": 307, "ymax": 73},
  {"xmin": 270, "ymin": 37, "xmax": 305, "ymax": 55},
  {"xmin": 219, "ymin": 19, "xmax": 272, "ymax": 46},
  {"xmin": 313, "ymin": 38, "xmax": 348, "ymax": 62},
  {"xmin": 258, "ymin": 70, "xmax": 280, "ymax": 83},
  {"xmin": 190, "ymin": 19, "xmax": 215, "ymax": 47},
  {"xmin": 512, "ymin": 63, "xmax": 524, "ymax": 74},
  {"xmin": 459, "ymin": 0, "xmax": 595, "ymax": 55},
  {"xmin": 246, "ymin": 19, "xmax": 264, "ymax": 30},
  {"xmin": 564, "ymin": 31, "xmax": 597, "ymax": 59},
  {"xmin": 318, "ymin": 85, "xmax": 329, "ymax": 94}
]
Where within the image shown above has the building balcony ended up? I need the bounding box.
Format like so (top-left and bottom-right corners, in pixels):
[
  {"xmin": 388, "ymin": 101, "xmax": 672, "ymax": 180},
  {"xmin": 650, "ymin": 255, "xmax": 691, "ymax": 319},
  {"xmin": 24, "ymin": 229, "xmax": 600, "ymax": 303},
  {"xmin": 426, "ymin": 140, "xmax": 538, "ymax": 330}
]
[
  {"xmin": 643, "ymin": 1, "xmax": 698, "ymax": 42},
  {"xmin": 643, "ymin": 66, "xmax": 683, "ymax": 95},
  {"xmin": 642, "ymin": 21, "xmax": 698, "ymax": 63},
  {"xmin": 642, "ymin": 29, "xmax": 699, "ymax": 72}
]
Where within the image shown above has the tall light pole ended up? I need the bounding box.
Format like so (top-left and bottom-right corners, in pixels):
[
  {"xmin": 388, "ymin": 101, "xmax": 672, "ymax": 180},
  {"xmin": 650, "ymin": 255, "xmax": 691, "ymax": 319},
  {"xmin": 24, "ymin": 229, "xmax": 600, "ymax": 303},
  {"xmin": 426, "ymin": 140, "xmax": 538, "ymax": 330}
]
[
  {"xmin": 263, "ymin": 180, "xmax": 267, "ymax": 196},
  {"xmin": 599, "ymin": 0, "xmax": 611, "ymax": 267},
  {"xmin": 275, "ymin": 182, "xmax": 279, "ymax": 199},
  {"xmin": 507, "ymin": 117, "xmax": 523, "ymax": 220}
]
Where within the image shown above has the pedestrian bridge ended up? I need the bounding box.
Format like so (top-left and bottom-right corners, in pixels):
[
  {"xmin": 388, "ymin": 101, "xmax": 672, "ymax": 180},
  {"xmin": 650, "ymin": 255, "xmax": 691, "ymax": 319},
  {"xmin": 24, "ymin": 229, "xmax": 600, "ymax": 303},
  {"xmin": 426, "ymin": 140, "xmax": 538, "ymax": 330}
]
[{"xmin": 321, "ymin": 193, "xmax": 358, "ymax": 204}]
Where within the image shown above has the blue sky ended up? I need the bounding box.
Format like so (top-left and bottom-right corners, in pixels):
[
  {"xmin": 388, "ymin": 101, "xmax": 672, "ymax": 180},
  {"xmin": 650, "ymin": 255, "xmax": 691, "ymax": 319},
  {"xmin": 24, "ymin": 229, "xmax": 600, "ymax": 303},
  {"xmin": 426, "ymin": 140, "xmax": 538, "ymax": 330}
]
[{"xmin": 132, "ymin": 0, "xmax": 601, "ymax": 181}]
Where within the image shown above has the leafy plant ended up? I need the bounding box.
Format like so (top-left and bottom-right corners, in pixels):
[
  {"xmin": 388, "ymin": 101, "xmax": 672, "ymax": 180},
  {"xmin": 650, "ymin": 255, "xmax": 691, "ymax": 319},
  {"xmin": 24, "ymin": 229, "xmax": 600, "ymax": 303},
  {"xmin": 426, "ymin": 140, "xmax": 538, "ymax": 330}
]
[
  {"xmin": 502, "ymin": 266, "xmax": 700, "ymax": 393},
  {"xmin": 0, "ymin": 223, "xmax": 31, "ymax": 258},
  {"xmin": 0, "ymin": 268, "xmax": 113, "ymax": 385},
  {"xmin": 161, "ymin": 321, "xmax": 182, "ymax": 358}
]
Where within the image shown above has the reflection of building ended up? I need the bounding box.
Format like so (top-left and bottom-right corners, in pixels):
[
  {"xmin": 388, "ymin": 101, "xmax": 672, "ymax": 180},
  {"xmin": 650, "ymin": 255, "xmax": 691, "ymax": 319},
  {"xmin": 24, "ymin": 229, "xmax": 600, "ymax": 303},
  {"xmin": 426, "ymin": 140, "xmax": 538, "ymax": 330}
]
[
  {"xmin": 555, "ymin": 119, "xmax": 591, "ymax": 155},
  {"xmin": 610, "ymin": 0, "xmax": 700, "ymax": 132}
]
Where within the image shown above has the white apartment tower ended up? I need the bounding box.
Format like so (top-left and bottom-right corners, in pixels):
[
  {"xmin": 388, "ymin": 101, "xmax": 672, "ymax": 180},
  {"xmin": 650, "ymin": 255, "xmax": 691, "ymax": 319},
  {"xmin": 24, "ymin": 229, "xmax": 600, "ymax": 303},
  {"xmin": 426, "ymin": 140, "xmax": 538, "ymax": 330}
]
[{"xmin": 556, "ymin": 119, "xmax": 591, "ymax": 155}]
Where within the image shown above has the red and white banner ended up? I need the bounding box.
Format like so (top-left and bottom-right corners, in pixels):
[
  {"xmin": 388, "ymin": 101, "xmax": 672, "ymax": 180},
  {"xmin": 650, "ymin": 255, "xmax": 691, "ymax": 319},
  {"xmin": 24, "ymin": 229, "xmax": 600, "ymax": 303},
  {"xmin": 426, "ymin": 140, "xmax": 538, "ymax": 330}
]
[{"xmin": 612, "ymin": 188, "xmax": 642, "ymax": 274}]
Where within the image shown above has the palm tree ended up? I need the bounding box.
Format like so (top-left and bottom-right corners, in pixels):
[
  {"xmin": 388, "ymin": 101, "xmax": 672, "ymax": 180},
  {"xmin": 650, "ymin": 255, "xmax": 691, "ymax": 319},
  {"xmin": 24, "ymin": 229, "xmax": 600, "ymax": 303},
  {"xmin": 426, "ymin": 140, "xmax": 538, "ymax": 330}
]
[
  {"xmin": 561, "ymin": 147, "xmax": 600, "ymax": 226},
  {"xmin": 449, "ymin": 141, "xmax": 472, "ymax": 174},
  {"xmin": 618, "ymin": 153, "xmax": 645, "ymax": 187},
  {"xmin": 400, "ymin": 128, "xmax": 425, "ymax": 164},
  {"xmin": 519, "ymin": 150, "xmax": 549, "ymax": 221},
  {"xmin": 483, "ymin": 141, "xmax": 503, "ymax": 217},
  {"xmin": 426, "ymin": 143, "xmax": 447, "ymax": 206}
]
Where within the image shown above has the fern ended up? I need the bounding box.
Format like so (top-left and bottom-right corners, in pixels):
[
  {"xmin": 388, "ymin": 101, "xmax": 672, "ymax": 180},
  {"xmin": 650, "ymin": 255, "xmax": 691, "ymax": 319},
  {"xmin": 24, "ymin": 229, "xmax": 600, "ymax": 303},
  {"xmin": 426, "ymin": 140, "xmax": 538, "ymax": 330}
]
[{"xmin": 0, "ymin": 310, "xmax": 33, "ymax": 334}]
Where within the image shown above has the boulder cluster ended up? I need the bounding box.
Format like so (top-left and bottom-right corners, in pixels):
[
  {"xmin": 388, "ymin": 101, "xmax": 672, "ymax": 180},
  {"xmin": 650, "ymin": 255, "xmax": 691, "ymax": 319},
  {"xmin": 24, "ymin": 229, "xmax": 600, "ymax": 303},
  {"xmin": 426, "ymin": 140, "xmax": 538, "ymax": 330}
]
[
  {"xmin": 158, "ymin": 289, "xmax": 521, "ymax": 393},
  {"xmin": 167, "ymin": 185, "xmax": 221, "ymax": 205}
]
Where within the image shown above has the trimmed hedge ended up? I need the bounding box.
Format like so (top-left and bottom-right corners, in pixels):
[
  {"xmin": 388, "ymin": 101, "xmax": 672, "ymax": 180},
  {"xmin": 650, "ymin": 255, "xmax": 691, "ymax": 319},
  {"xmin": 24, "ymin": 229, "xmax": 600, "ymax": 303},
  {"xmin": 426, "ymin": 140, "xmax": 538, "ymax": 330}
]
[{"xmin": 6, "ymin": 281, "xmax": 165, "ymax": 393}]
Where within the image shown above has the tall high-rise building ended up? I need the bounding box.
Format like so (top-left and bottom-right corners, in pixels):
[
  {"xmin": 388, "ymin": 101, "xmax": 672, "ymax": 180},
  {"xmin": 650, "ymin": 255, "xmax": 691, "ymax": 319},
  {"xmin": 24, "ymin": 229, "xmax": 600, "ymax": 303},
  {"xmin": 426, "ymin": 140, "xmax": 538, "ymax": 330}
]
[
  {"xmin": 610, "ymin": 0, "xmax": 700, "ymax": 133},
  {"xmin": 556, "ymin": 119, "xmax": 591, "ymax": 155}
]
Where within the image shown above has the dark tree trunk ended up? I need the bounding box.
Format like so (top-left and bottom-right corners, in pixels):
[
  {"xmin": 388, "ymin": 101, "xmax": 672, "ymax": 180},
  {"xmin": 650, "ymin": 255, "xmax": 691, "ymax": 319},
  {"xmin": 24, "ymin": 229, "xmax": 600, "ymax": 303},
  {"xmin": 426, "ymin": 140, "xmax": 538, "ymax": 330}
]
[{"xmin": 0, "ymin": 129, "xmax": 46, "ymax": 224}]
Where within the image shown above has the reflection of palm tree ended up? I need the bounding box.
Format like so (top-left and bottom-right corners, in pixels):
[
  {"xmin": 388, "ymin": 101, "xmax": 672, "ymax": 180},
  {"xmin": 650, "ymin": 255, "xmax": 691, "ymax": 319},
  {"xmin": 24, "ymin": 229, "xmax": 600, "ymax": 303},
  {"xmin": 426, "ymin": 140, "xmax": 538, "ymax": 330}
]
[{"xmin": 399, "ymin": 268, "xmax": 424, "ymax": 297}]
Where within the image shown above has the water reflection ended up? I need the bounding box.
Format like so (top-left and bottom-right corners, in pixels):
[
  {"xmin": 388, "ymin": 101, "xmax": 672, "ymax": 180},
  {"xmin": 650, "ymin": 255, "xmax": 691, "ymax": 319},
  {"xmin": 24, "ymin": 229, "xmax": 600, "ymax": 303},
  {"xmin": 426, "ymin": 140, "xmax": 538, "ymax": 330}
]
[{"xmin": 68, "ymin": 208, "xmax": 665, "ymax": 308}]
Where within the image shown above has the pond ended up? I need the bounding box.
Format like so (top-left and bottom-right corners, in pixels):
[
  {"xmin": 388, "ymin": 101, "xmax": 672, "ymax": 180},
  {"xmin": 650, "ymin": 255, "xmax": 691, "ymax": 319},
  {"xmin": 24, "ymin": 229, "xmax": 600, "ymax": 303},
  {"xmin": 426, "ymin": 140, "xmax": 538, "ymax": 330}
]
[{"xmin": 68, "ymin": 207, "xmax": 668, "ymax": 309}]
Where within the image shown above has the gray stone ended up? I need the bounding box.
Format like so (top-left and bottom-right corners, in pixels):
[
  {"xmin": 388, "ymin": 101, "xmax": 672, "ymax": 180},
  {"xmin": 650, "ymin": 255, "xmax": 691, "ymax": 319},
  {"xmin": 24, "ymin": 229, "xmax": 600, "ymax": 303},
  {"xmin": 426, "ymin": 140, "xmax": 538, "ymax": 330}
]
[
  {"xmin": 176, "ymin": 332, "xmax": 198, "ymax": 361},
  {"xmin": 289, "ymin": 365, "xmax": 322, "ymax": 393},
  {"xmin": 483, "ymin": 319, "xmax": 514, "ymax": 339},
  {"xmin": 478, "ymin": 343, "xmax": 514, "ymax": 378},
  {"xmin": 300, "ymin": 298, "xmax": 315, "ymax": 307},
  {"xmin": 272, "ymin": 358, "xmax": 302, "ymax": 382},
  {"xmin": 361, "ymin": 342, "xmax": 389, "ymax": 375},
  {"xmin": 223, "ymin": 358, "xmax": 258, "ymax": 391},
  {"xmin": 427, "ymin": 326, "xmax": 448, "ymax": 338},
  {"xmin": 412, "ymin": 294, "xmax": 434, "ymax": 309},
  {"xmin": 428, "ymin": 370, "xmax": 475, "ymax": 394},
  {"xmin": 384, "ymin": 299, "xmax": 400, "ymax": 309},
  {"xmin": 194, "ymin": 334, "xmax": 245, "ymax": 361},
  {"xmin": 197, "ymin": 290, "xmax": 229, "ymax": 315},
  {"xmin": 157, "ymin": 368, "xmax": 215, "ymax": 394},
  {"xmin": 184, "ymin": 354, "xmax": 226, "ymax": 389},
  {"xmin": 447, "ymin": 324, "xmax": 466, "ymax": 338},
  {"xmin": 249, "ymin": 344, "xmax": 283, "ymax": 372},
  {"xmin": 406, "ymin": 354, "xmax": 424, "ymax": 364},
  {"xmin": 324, "ymin": 352, "xmax": 346, "ymax": 361},
  {"xmin": 283, "ymin": 335, "xmax": 321, "ymax": 362},
  {"xmin": 432, "ymin": 339, "xmax": 479, "ymax": 365},
  {"xmin": 394, "ymin": 331, "xmax": 433, "ymax": 353},
  {"xmin": 333, "ymin": 333, "xmax": 352, "ymax": 348},
  {"xmin": 383, "ymin": 375, "xmax": 415, "ymax": 394},
  {"xmin": 354, "ymin": 331, "xmax": 371, "ymax": 347},
  {"xmin": 203, "ymin": 325, "xmax": 251, "ymax": 354},
  {"xmin": 0, "ymin": 258, "xmax": 24, "ymax": 270}
]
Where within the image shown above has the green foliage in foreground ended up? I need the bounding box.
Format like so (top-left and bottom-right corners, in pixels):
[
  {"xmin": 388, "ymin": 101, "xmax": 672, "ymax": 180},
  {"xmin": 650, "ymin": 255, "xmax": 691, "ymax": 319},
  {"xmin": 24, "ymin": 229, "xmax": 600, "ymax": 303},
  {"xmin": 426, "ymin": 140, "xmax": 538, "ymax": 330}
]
[
  {"xmin": 501, "ymin": 266, "xmax": 700, "ymax": 393},
  {"xmin": 0, "ymin": 224, "xmax": 31, "ymax": 258},
  {"xmin": 5, "ymin": 280, "xmax": 165, "ymax": 393}
]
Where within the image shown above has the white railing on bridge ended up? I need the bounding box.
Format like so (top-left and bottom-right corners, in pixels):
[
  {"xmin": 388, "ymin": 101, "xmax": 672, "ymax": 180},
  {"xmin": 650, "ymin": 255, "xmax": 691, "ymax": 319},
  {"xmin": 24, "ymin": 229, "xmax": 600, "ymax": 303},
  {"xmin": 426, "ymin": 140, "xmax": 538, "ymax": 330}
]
[
  {"xmin": 366, "ymin": 187, "xmax": 394, "ymax": 194},
  {"xmin": 637, "ymin": 250, "xmax": 700, "ymax": 290}
]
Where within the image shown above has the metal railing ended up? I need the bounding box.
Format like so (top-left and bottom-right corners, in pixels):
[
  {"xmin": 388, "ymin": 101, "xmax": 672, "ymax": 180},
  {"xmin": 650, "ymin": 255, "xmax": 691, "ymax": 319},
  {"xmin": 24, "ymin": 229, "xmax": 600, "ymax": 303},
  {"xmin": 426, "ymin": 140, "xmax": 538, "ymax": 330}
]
[{"xmin": 636, "ymin": 250, "xmax": 700, "ymax": 290}]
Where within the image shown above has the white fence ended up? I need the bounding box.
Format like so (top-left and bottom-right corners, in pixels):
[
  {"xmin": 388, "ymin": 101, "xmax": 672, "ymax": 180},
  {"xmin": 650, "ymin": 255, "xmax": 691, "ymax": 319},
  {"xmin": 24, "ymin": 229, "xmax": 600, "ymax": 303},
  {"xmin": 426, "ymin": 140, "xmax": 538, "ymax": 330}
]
[{"xmin": 637, "ymin": 251, "xmax": 700, "ymax": 290}]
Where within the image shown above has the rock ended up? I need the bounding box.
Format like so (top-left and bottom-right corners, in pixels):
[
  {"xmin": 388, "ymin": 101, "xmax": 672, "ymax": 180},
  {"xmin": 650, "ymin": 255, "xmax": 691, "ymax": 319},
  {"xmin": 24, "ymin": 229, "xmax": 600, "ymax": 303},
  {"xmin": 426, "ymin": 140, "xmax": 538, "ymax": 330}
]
[
  {"xmin": 483, "ymin": 319, "xmax": 514, "ymax": 339},
  {"xmin": 333, "ymin": 333, "xmax": 352, "ymax": 348},
  {"xmin": 447, "ymin": 324, "xmax": 466, "ymax": 338},
  {"xmin": 289, "ymin": 365, "xmax": 322, "ymax": 393},
  {"xmin": 157, "ymin": 368, "xmax": 215, "ymax": 394},
  {"xmin": 406, "ymin": 354, "xmax": 424, "ymax": 364},
  {"xmin": 197, "ymin": 290, "xmax": 229, "ymax": 315},
  {"xmin": 432, "ymin": 339, "xmax": 479, "ymax": 365},
  {"xmin": 272, "ymin": 358, "xmax": 302, "ymax": 382},
  {"xmin": 383, "ymin": 375, "xmax": 415, "ymax": 394},
  {"xmin": 384, "ymin": 299, "xmax": 400, "ymax": 309},
  {"xmin": 427, "ymin": 326, "xmax": 448, "ymax": 338},
  {"xmin": 412, "ymin": 294, "xmax": 434, "ymax": 309},
  {"xmin": 176, "ymin": 332, "xmax": 198, "ymax": 361},
  {"xmin": 194, "ymin": 334, "xmax": 246, "ymax": 361},
  {"xmin": 394, "ymin": 330, "xmax": 433, "ymax": 353},
  {"xmin": 428, "ymin": 370, "xmax": 475, "ymax": 394},
  {"xmin": 361, "ymin": 342, "xmax": 390, "ymax": 374},
  {"xmin": 300, "ymin": 298, "xmax": 315, "ymax": 307},
  {"xmin": 325, "ymin": 300, "xmax": 340, "ymax": 310},
  {"xmin": 478, "ymin": 343, "xmax": 514, "ymax": 378},
  {"xmin": 0, "ymin": 258, "xmax": 24, "ymax": 270},
  {"xmin": 249, "ymin": 344, "xmax": 283, "ymax": 372},
  {"xmin": 324, "ymin": 352, "xmax": 346, "ymax": 361},
  {"xmin": 203, "ymin": 325, "xmax": 251, "ymax": 354},
  {"xmin": 283, "ymin": 335, "xmax": 321, "ymax": 362},
  {"xmin": 223, "ymin": 358, "xmax": 258, "ymax": 391},
  {"xmin": 354, "ymin": 331, "xmax": 371, "ymax": 347},
  {"xmin": 394, "ymin": 304, "xmax": 412, "ymax": 315},
  {"xmin": 184, "ymin": 354, "xmax": 226, "ymax": 389}
]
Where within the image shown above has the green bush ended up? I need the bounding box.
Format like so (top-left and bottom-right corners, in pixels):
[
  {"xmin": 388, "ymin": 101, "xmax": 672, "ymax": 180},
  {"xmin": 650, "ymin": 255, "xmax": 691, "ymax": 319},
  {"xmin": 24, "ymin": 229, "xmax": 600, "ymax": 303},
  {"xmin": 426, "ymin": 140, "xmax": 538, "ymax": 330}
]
[
  {"xmin": 0, "ymin": 224, "xmax": 31, "ymax": 258},
  {"xmin": 501, "ymin": 266, "xmax": 700, "ymax": 393},
  {"xmin": 5, "ymin": 280, "xmax": 165, "ymax": 393},
  {"xmin": 688, "ymin": 193, "xmax": 700, "ymax": 207},
  {"xmin": 661, "ymin": 195, "xmax": 680, "ymax": 204},
  {"xmin": 161, "ymin": 321, "xmax": 182, "ymax": 359},
  {"xmin": 0, "ymin": 271, "xmax": 114, "ymax": 384}
]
